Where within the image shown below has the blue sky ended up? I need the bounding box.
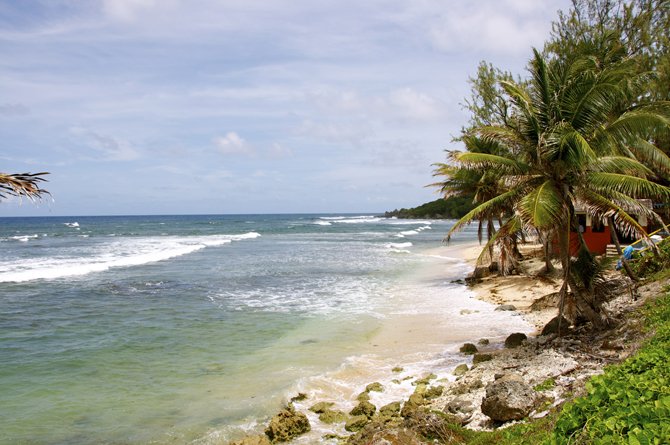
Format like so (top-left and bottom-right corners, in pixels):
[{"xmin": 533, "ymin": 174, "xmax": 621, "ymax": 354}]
[{"xmin": 1, "ymin": 0, "xmax": 571, "ymax": 216}]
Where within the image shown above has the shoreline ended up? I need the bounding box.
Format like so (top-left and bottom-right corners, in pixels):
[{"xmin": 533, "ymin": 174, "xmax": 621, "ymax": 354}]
[
  {"xmin": 422, "ymin": 242, "xmax": 560, "ymax": 334},
  {"xmin": 232, "ymin": 242, "xmax": 567, "ymax": 444}
]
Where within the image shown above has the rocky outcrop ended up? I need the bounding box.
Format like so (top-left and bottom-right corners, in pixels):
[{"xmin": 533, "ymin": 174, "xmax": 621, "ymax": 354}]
[
  {"xmin": 495, "ymin": 304, "xmax": 516, "ymax": 311},
  {"xmin": 541, "ymin": 316, "xmax": 571, "ymax": 336},
  {"xmin": 473, "ymin": 353, "xmax": 493, "ymax": 365},
  {"xmin": 345, "ymin": 415, "xmax": 370, "ymax": 432},
  {"xmin": 480, "ymin": 380, "xmax": 537, "ymax": 422},
  {"xmin": 424, "ymin": 385, "xmax": 444, "ymax": 400},
  {"xmin": 400, "ymin": 393, "xmax": 425, "ymax": 417},
  {"xmin": 350, "ymin": 400, "xmax": 376, "ymax": 419},
  {"xmin": 460, "ymin": 343, "xmax": 478, "ymax": 354},
  {"xmin": 229, "ymin": 435, "xmax": 272, "ymax": 445},
  {"xmin": 453, "ymin": 364, "xmax": 469, "ymax": 376},
  {"xmin": 366, "ymin": 382, "xmax": 384, "ymax": 393},
  {"xmin": 309, "ymin": 401, "xmax": 334, "ymax": 413},
  {"xmin": 264, "ymin": 405, "xmax": 311, "ymax": 443},
  {"xmin": 319, "ymin": 409, "xmax": 348, "ymax": 424},
  {"xmin": 505, "ymin": 333, "xmax": 527, "ymax": 348}
]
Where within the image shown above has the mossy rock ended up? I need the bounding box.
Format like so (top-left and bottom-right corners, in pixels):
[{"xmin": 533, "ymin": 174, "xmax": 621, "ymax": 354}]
[
  {"xmin": 229, "ymin": 435, "xmax": 272, "ymax": 445},
  {"xmin": 290, "ymin": 393, "xmax": 307, "ymax": 403},
  {"xmin": 424, "ymin": 385, "xmax": 444, "ymax": 400},
  {"xmin": 413, "ymin": 383, "xmax": 427, "ymax": 394},
  {"xmin": 365, "ymin": 382, "xmax": 384, "ymax": 393},
  {"xmin": 460, "ymin": 343, "xmax": 478, "ymax": 355},
  {"xmin": 402, "ymin": 376, "xmax": 414, "ymax": 381},
  {"xmin": 264, "ymin": 408, "xmax": 311, "ymax": 443},
  {"xmin": 356, "ymin": 391, "xmax": 370, "ymax": 402},
  {"xmin": 412, "ymin": 378, "xmax": 430, "ymax": 386},
  {"xmin": 392, "ymin": 366, "xmax": 404, "ymax": 373},
  {"xmin": 453, "ymin": 364, "xmax": 469, "ymax": 376},
  {"xmin": 478, "ymin": 338, "xmax": 490, "ymax": 346},
  {"xmin": 349, "ymin": 400, "xmax": 376, "ymax": 418},
  {"xmin": 344, "ymin": 415, "xmax": 369, "ymax": 432},
  {"xmin": 473, "ymin": 353, "xmax": 493, "ymax": 365},
  {"xmin": 379, "ymin": 402, "xmax": 401, "ymax": 417},
  {"xmin": 319, "ymin": 409, "xmax": 348, "ymax": 424},
  {"xmin": 391, "ymin": 379, "xmax": 401, "ymax": 385},
  {"xmin": 425, "ymin": 373, "xmax": 437, "ymax": 380},
  {"xmin": 309, "ymin": 402, "xmax": 334, "ymax": 413}
]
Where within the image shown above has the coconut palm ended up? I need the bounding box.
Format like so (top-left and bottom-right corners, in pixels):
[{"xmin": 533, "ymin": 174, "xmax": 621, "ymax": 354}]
[
  {"xmin": 446, "ymin": 50, "xmax": 670, "ymax": 328},
  {"xmin": 0, "ymin": 172, "xmax": 51, "ymax": 203},
  {"xmin": 428, "ymin": 135, "xmax": 510, "ymax": 262}
]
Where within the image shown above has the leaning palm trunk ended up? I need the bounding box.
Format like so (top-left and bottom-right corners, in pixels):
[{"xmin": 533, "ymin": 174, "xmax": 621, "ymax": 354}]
[
  {"xmin": 557, "ymin": 219, "xmax": 607, "ymax": 330},
  {"xmin": 608, "ymin": 217, "xmax": 638, "ymax": 282}
]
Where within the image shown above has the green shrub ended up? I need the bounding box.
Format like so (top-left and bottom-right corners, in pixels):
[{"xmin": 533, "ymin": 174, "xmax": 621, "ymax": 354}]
[{"xmin": 546, "ymin": 293, "xmax": 670, "ymax": 445}]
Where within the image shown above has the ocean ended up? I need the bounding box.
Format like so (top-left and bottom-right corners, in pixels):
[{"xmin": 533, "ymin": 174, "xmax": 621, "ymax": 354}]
[{"xmin": 0, "ymin": 214, "xmax": 532, "ymax": 444}]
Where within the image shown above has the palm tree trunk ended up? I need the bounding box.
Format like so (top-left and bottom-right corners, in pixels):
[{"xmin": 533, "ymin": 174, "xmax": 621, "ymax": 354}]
[
  {"xmin": 544, "ymin": 230, "xmax": 555, "ymax": 273},
  {"xmin": 608, "ymin": 217, "xmax": 638, "ymax": 282},
  {"xmin": 487, "ymin": 214, "xmax": 495, "ymax": 263}
]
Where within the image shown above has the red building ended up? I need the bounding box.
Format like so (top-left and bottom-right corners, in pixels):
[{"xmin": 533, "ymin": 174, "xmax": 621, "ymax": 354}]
[{"xmin": 574, "ymin": 199, "xmax": 654, "ymax": 255}]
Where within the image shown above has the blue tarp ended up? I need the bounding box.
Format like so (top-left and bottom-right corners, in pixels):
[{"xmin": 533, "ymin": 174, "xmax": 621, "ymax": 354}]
[{"xmin": 617, "ymin": 245, "xmax": 634, "ymax": 270}]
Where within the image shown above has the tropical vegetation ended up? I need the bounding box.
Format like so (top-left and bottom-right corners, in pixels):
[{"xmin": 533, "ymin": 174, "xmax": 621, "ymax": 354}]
[{"xmin": 430, "ymin": 0, "xmax": 670, "ymax": 329}]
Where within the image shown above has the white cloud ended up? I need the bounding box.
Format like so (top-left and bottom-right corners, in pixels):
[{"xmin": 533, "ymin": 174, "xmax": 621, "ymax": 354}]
[{"xmin": 212, "ymin": 132, "xmax": 257, "ymax": 157}]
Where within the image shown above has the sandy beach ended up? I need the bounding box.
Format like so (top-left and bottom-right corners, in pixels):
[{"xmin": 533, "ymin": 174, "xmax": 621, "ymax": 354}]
[{"xmin": 427, "ymin": 242, "xmax": 561, "ymax": 334}]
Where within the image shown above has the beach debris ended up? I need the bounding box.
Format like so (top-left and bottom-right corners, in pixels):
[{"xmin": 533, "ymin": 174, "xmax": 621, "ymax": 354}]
[
  {"xmin": 264, "ymin": 404, "xmax": 311, "ymax": 443},
  {"xmin": 478, "ymin": 338, "xmax": 490, "ymax": 345},
  {"xmin": 445, "ymin": 395, "xmax": 475, "ymax": 419},
  {"xmin": 366, "ymin": 382, "xmax": 384, "ymax": 393},
  {"xmin": 472, "ymin": 353, "xmax": 493, "ymax": 365},
  {"xmin": 350, "ymin": 400, "xmax": 376, "ymax": 418},
  {"xmin": 495, "ymin": 304, "xmax": 516, "ymax": 311},
  {"xmin": 505, "ymin": 333, "xmax": 528, "ymax": 349},
  {"xmin": 228, "ymin": 435, "xmax": 272, "ymax": 445},
  {"xmin": 345, "ymin": 415, "xmax": 369, "ymax": 432},
  {"xmin": 460, "ymin": 309, "xmax": 472, "ymax": 315},
  {"xmin": 481, "ymin": 380, "xmax": 537, "ymax": 422},
  {"xmin": 318, "ymin": 409, "xmax": 347, "ymax": 424},
  {"xmin": 347, "ymin": 421, "xmax": 423, "ymax": 445},
  {"xmin": 392, "ymin": 366, "xmax": 404, "ymax": 373},
  {"xmin": 453, "ymin": 364, "xmax": 469, "ymax": 376},
  {"xmin": 459, "ymin": 343, "xmax": 478, "ymax": 355},
  {"xmin": 308, "ymin": 401, "xmax": 334, "ymax": 413}
]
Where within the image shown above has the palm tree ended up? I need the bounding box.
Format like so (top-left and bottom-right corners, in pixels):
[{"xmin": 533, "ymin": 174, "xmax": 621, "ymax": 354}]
[
  {"xmin": 428, "ymin": 135, "xmax": 510, "ymax": 263},
  {"xmin": 446, "ymin": 50, "xmax": 670, "ymax": 329},
  {"xmin": 0, "ymin": 172, "xmax": 51, "ymax": 203}
]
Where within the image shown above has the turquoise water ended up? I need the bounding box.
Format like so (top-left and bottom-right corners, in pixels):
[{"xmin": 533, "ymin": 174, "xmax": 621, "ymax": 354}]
[{"xmin": 0, "ymin": 214, "xmax": 531, "ymax": 444}]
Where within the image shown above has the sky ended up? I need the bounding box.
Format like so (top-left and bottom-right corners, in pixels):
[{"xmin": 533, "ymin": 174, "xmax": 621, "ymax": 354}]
[{"xmin": 0, "ymin": 0, "xmax": 572, "ymax": 216}]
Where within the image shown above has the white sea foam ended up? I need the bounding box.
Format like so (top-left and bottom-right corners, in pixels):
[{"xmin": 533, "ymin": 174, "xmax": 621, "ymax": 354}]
[
  {"xmin": 389, "ymin": 221, "xmax": 433, "ymax": 225},
  {"xmin": 0, "ymin": 232, "xmax": 260, "ymax": 283},
  {"xmin": 332, "ymin": 218, "xmax": 380, "ymax": 224},
  {"xmin": 313, "ymin": 221, "xmax": 331, "ymax": 226},
  {"xmin": 64, "ymin": 222, "xmax": 79, "ymax": 227},
  {"xmin": 388, "ymin": 242, "xmax": 412, "ymax": 249},
  {"xmin": 10, "ymin": 235, "xmax": 39, "ymax": 242},
  {"xmin": 319, "ymin": 217, "xmax": 345, "ymax": 220},
  {"xmin": 399, "ymin": 230, "xmax": 418, "ymax": 236}
]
